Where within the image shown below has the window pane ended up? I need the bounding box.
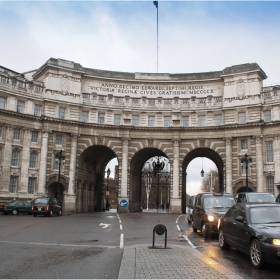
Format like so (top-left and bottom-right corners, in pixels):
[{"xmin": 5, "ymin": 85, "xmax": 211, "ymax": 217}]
[
  {"xmin": 9, "ymin": 176, "xmax": 17, "ymax": 193},
  {"xmin": 266, "ymin": 141, "xmax": 274, "ymax": 162},
  {"xmin": 114, "ymin": 114, "xmax": 121, "ymax": 126},
  {"xmin": 28, "ymin": 177, "xmax": 36, "ymax": 194},
  {"xmin": 238, "ymin": 112, "xmax": 246, "ymax": 124},
  {"xmin": 241, "ymin": 139, "xmax": 248, "ymax": 150},
  {"xmin": 59, "ymin": 108, "xmax": 66, "ymax": 119},
  {"xmin": 56, "ymin": 135, "xmax": 63, "ymax": 145},
  {"xmin": 17, "ymin": 101, "xmax": 24, "ymax": 113},
  {"xmin": 34, "ymin": 104, "xmax": 41, "ymax": 117},
  {"xmin": 11, "ymin": 150, "xmax": 19, "ymax": 166},
  {"xmin": 31, "ymin": 131, "xmax": 38, "ymax": 143},
  {"xmin": 264, "ymin": 110, "xmax": 271, "ymax": 122},
  {"xmin": 0, "ymin": 97, "xmax": 6, "ymax": 109},
  {"xmin": 199, "ymin": 116, "xmax": 205, "ymax": 127},
  {"xmin": 98, "ymin": 113, "xmax": 105, "ymax": 124},
  {"xmin": 164, "ymin": 117, "xmax": 171, "ymax": 127},
  {"xmin": 182, "ymin": 116, "xmax": 189, "ymax": 127},
  {"xmin": 29, "ymin": 152, "xmax": 37, "ymax": 168},
  {"xmin": 13, "ymin": 128, "xmax": 20, "ymax": 140},
  {"xmin": 132, "ymin": 115, "xmax": 139, "ymax": 126},
  {"xmin": 215, "ymin": 115, "xmax": 222, "ymax": 126},
  {"xmin": 148, "ymin": 116, "xmax": 155, "ymax": 127},
  {"xmin": 82, "ymin": 111, "xmax": 88, "ymax": 123},
  {"xmin": 267, "ymin": 176, "xmax": 274, "ymax": 193}
]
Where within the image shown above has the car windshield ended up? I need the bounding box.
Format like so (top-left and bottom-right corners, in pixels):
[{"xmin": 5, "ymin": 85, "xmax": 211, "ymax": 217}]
[
  {"xmin": 204, "ymin": 196, "xmax": 235, "ymax": 208},
  {"xmin": 250, "ymin": 206, "xmax": 280, "ymax": 224},
  {"xmin": 247, "ymin": 193, "xmax": 276, "ymax": 203},
  {"xmin": 35, "ymin": 198, "xmax": 49, "ymax": 204}
]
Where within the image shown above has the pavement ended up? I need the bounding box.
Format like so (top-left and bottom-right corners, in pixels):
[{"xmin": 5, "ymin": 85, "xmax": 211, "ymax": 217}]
[{"xmin": 118, "ymin": 244, "xmax": 243, "ymax": 279}]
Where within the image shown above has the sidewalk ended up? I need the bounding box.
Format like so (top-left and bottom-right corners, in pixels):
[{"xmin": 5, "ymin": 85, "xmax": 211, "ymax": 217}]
[{"xmin": 118, "ymin": 244, "xmax": 243, "ymax": 279}]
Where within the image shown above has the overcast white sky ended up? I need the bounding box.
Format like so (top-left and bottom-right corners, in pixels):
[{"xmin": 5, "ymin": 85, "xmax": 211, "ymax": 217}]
[{"xmin": 1, "ymin": 0, "xmax": 279, "ymax": 195}]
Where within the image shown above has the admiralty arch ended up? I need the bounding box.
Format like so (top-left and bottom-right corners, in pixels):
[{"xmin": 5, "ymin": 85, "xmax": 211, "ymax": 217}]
[{"xmin": 0, "ymin": 58, "xmax": 279, "ymax": 214}]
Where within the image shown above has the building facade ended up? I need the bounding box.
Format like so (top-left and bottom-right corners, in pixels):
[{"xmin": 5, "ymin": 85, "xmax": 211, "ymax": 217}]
[{"xmin": 0, "ymin": 58, "xmax": 279, "ymax": 214}]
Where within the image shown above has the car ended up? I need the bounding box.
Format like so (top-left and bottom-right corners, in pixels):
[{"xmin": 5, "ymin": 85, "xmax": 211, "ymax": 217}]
[
  {"xmin": 186, "ymin": 195, "xmax": 196, "ymax": 224},
  {"xmin": 218, "ymin": 202, "xmax": 280, "ymax": 268},
  {"xmin": 0, "ymin": 200, "xmax": 32, "ymax": 215},
  {"xmin": 235, "ymin": 192, "xmax": 277, "ymax": 203},
  {"xmin": 192, "ymin": 192, "xmax": 236, "ymax": 238},
  {"xmin": 32, "ymin": 197, "xmax": 62, "ymax": 217}
]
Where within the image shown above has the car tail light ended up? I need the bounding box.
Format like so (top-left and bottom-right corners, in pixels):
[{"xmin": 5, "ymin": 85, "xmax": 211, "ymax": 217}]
[
  {"xmin": 3, "ymin": 206, "xmax": 6, "ymax": 210},
  {"xmin": 31, "ymin": 206, "xmax": 34, "ymax": 210},
  {"xmin": 46, "ymin": 206, "xmax": 49, "ymax": 211}
]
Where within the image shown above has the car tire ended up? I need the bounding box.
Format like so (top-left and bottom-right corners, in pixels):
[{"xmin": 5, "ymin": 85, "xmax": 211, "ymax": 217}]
[
  {"xmin": 250, "ymin": 239, "xmax": 264, "ymax": 268},
  {"xmin": 57, "ymin": 209, "xmax": 62, "ymax": 216},
  {"xmin": 12, "ymin": 209, "xmax": 18, "ymax": 215},
  {"xmin": 49, "ymin": 210, "xmax": 53, "ymax": 217},
  {"xmin": 202, "ymin": 224, "xmax": 210, "ymax": 239},
  {"xmin": 219, "ymin": 229, "xmax": 230, "ymax": 249},
  {"xmin": 33, "ymin": 214, "xmax": 37, "ymax": 217},
  {"xmin": 187, "ymin": 218, "xmax": 191, "ymax": 224},
  {"xmin": 192, "ymin": 220, "xmax": 197, "ymax": 232}
]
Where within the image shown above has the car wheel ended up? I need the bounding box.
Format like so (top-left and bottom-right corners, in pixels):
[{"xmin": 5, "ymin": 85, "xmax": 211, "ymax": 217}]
[
  {"xmin": 12, "ymin": 209, "xmax": 18, "ymax": 215},
  {"xmin": 192, "ymin": 220, "xmax": 197, "ymax": 232},
  {"xmin": 49, "ymin": 210, "xmax": 53, "ymax": 217},
  {"xmin": 250, "ymin": 239, "xmax": 264, "ymax": 268},
  {"xmin": 57, "ymin": 209, "xmax": 62, "ymax": 216},
  {"xmin": 202, "ymin": 224, "xmax": 210, "ymax": 239},
  {"xmin": 187, "ymin": 217, "xmax": 191, "ymax": 224},
  {"xmin": 219, "ymin": 229, "xmax": 230, "ymax": 249},
  {"xmin": 33, "ymin": 214, "xmax": 37, "ymax": 217}
]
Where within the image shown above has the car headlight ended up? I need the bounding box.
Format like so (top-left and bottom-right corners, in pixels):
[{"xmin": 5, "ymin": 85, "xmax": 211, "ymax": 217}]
[
  {"xmin": 208, "ymin": 215, "xmax": 215, "ymax": 222},
  {"xmin": 272, "ymin": 239, "xmax": 280, "ymax": 246}
]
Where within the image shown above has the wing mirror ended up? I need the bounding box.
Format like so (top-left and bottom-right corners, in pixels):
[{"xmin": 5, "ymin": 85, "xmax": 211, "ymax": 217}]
[{"xmin": 235, "ymin": 215, "xmax": 245, "ymax": 223}]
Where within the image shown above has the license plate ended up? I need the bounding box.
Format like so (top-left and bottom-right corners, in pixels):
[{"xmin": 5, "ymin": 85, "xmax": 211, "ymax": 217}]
[{"xmin": 38, "ymin": 208, "xmax": 41, "ymax": 211}]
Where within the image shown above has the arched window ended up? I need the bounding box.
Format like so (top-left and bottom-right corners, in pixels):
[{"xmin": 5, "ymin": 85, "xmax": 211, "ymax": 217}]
[{"xmin": 11, "ymin": 149, "xmax": 19, "ymax": 166}]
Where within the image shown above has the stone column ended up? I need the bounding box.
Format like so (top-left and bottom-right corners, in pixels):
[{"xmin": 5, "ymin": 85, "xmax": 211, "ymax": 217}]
[
  {"xmin": 119, "ymin": 137, "xmax": 130, "ymax": 212},
  {"xmin": 274, "ymin": 135, "xmax": 280, "ymax": 194},
  {"xmin": 37, "ymin": 131, "xmax": 49, "ymax": 195},
  {"xmin": 255, "ymin": 135, "xmax": 264, "ymax": 192},
  {"xmin": 225, "ymin": 137, "xmax": 233, "ymax": 194},
  {"xmin": 171, "ymin": 138, "xmax": 181, "ymax": 213},
  {"xmin": 68, "ymin": 134, "xmax": 78, "ymax": 195},
  {"xmin": 19, "ymin": 129, "xmax": 31, "ymax": 194}
]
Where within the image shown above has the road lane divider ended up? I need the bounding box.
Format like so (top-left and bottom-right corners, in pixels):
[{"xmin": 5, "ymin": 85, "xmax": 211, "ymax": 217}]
[{"xmin": 120, "ymin": 233, "xmax": 124, "ymax": 248}]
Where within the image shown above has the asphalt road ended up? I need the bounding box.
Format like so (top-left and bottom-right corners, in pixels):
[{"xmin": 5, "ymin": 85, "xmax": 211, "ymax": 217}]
[{"xmin": 1, "ymin": 210, "xmax": 280, "ymax": 279}]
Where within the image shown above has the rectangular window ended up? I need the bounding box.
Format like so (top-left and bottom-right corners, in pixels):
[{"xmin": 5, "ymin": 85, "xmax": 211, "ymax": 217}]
[
  {"xmin": 148, "ymin": 116, "xmax": 155, "ymax": 127},
  {"xmin": 267, "ymin": 176, "xmax": 274, "ymax": 194},
  {"xmin": 82, "ymin": 111, "xmax": 88, "ymax": 123},
  {"xmin": 59, "ymin": 107, "xmax": 66, "ymax": 119},
  {"xmin": 215, "ymin": 114, "xmax": 222, "ymax": 126},
  {"xmin": 241, "ymin": 163, "xmax": 246, "ymax": 176},
  {"xmin": 164, "ymin": 116, "xmax": 171, "ymax": 127},
  {"xmin": 31, "ymin": 131, "xmax": 38, "ymax": 143},
  {"xmin": 29, "ymin": 152, "xmax": 37, "ymax": 168},
  {"xmin": 56, "ymin": 135, "xmax": 63, "ymax": 145},
  {"xmin": 266, "ymin": 141, "xmax": 274, "ymax": 162},
  {"xmin": 238, "ymin": 112, "xmax": 246, "ymax": 124},
  {"xmin": 13, "ymin": 128, "xmax": 20, "ymax": 140},
  {"xmin": 114, "ymin": 114, "xmax": 121, "ymax": 126},
  {"xmin": 28, "ymin": 177, "xmax": 36, "ymax": 194},
  {"xmin": 11, "ymin": 150, "xmax": 19, "ymax": 166},
  {"xmin": 132, "ymin": 115, "xmax": 139, "ymax": 126},
  {"xmin": 98, "ymin": 113, "xmax": 105, "ymax": 124},
  {"xmin": 0, "ymin": 97, "xmax": 6, "ymax": 109},
  {"xmin": 241, "ymin": 139, "xmax": 248, "ymax": 150},
  {"xmin": 34, "ymin": 104, "xmax": 41, "ymax": 117},
  {"xmin": 264, "ymin": 110, "xmax": 271, "ymax": 123},
  {"xmin": 0, "ymin": 125, "xmax": 2, "ymax": 138},
  {"xmin": 9, "ymin": 176, "xmax": 17, "ymax": 193},
  {"xmin": 17, "ymin": 101, "xmax": 24, "ymax": 113},
  {"xmin": 182, "ymin": 116, "xmax": 189, "ymax": 127},
  {"xmin": 198, "ymin": 116, "xmax": 205, "ymax": 127}
]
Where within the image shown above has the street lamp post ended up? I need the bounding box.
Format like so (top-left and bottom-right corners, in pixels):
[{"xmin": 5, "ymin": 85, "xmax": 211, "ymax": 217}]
[
  {"xmin": 241, "ymin": 154, "xmax": 253, "ymax": 192},
  {"xmin": 152, "ymin": 157, "xmax": 165, "ymax": 212},
  {"xmin": 55, "ymin": 150, "xmax": 65, "ymax": 200},
  {"xmin": 142, "ymin": 168, "xmax": 153, "ymax": 210},
  {"xmin": 106, "ymin": 168, "xmax": 111, "ymax": 210}
]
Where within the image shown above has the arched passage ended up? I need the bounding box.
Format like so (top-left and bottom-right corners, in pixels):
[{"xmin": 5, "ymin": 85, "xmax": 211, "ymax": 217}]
[
  {"xmin": 129, "ymin": 148, "xmax": 168, "ymax": 212},
  {"xmin": 182, "ymin": 148, "xmax": 224, "ymax": 213},
  {"xmin": 77, "ymin": 145, "xmax": 117, "ymax": 212}
]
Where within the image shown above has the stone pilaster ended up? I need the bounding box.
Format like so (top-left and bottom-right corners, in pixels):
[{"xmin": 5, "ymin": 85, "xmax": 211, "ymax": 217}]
[
  {"xmin": 68, "ymin": 133, "xmax": 78, "ymax": 195},
  {"xmin": 224, "ymin": 137, "xmax": 232, "ymax": 194},
  {"xmin": 255, "ymin": 135, "xmax": 264, "ymax": 192}
]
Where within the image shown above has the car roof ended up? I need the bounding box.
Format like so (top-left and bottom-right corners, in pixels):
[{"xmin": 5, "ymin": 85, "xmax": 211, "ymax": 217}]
[
  {"xmin": 197, "ymin": 192, "xmax": 234, "ymax": 196},
  {"xmin": 237, "ymin": 192, "xmax": 275, "ymax": 195},
  {"xmin": 238, "ymin": 202, "xmax": 279, "ymax": 208}
]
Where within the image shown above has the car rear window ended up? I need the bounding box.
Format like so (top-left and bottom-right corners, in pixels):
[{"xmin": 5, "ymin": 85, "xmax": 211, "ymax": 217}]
[
  {"xmin": 247, "ymin": 193, "xmax": 276, "ymax": 203},
  {"xmin": 35, "ymin": 198, "xmax": 49, "ymax": 204},
  {"xmin": 204, "ymin": 196, "xmax": 235, "ymax": 208}
]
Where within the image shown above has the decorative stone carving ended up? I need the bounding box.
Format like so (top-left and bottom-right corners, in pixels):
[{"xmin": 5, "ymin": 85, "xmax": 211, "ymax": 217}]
[
  {"xmin": 236, "ymin": 79, "xmax": 245, "ymax": 98},
  {"xmin": 60, "ymin": 75, "xmax": 70, "ymax": 93},
  {"xmin": 199, "ymin": 138, "xmax": 206, "ymax": 147}
]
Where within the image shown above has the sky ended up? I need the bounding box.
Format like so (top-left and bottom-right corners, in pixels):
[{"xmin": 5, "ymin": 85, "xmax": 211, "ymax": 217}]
[{"xmin": 1, "ymin": 0, "xmax": 279, "ymax": 195}]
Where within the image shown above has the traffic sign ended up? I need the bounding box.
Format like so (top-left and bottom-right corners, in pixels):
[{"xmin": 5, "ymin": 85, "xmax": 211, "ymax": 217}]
[{"xmin": 120, "ymin": 199, "xmax": 128, "ymax": 208}]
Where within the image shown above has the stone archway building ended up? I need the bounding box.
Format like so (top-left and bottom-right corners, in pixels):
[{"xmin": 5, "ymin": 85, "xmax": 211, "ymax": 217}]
[{"xmin": 0, "ymin": 58, "xmax": 279, "ymax": 214}]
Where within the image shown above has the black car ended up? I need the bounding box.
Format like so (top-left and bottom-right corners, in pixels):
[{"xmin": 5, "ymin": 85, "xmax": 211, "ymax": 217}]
[
  {"xmin": 218, "ymin": 203, "xmax": 280, "ymax": 268},
  {"xmin": 192, "ymin": 192, "xmax": 236, "ymax": 238},
  {"xmin": 32, "ymin": 197, "xmax": 62, "ymax": 217},
  {"xmin": 0, "ymin": 200, "xmax": 32, "ymax": 215},
  {"xmin": 186, "ymin": 195, "xmax": 196, "ymax": 224},
  {"xmin": 235, "ymin": 192, "xmax": 277, "ymax": 203}
]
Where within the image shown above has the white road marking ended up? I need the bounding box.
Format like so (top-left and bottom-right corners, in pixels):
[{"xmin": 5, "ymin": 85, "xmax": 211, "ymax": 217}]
[
  {"xmin": 182, "ymin": 234, "xmax": 197, "ymax": 249},
  {"xmin": 120, "ymin": 224, "xmax": 123, "ymax": 230},
  {"xmin": 119, "ymin": 220, "xmax": 121, "ymax": 223},
  {"xmin": 99, "ymin": 223, "xmax": 110, "ymax": 228},
  {"xmin": 120, "ymin": 233, "xmax": 124, "ymax": 248},
  {"xmin": 176, "ymin": 225, "xmax": 181, "ymax": 231}
]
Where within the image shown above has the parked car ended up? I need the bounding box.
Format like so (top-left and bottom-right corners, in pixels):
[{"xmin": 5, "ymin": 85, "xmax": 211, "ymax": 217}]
[
  {"xmin": 192, "ymin": 192, "xmax": 236, "ymax": 238},
  {"xmin": 186, "ymin": 195, "xmax": 196, "ymax": 224},
  {"xmin": 218, "ymin": 202, "xmax": 280, "ymax": 268},
  {"xmin": 0, "ymin": 200, "xmax": 32, "ymax": 215},
  {"xmin": 32, "ymin": 197, "xmax": 62, "ymax": 217},
  {"xmin": 235, "ymin": 192, "xmax": 277, "ymax": 203}
]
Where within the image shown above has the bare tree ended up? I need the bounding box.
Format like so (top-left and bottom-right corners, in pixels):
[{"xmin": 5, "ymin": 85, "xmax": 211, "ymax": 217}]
[{"xmin": 200, "ymin": 169, "xmax": 219, "ymax": 193}]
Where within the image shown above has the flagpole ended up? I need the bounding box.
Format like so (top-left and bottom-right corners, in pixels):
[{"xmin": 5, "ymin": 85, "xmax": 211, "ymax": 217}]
[{"xmin": 153, "ymin": 1, "xmax": 159, "ymax": 73}]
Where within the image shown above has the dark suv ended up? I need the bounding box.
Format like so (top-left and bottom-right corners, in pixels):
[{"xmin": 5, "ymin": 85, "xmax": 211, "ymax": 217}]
[
  {"xmin": 186, "ymin": 195, "xmax": 196, "ymax": 224},
  {"xmin": 192, "ymin": 192, "xmax": 236, "ymax": 238},
  {"xmin": 235, "ymin": 192, "xmax": 276, "ymax": 203},
  {"xmin": 32, "ymin": 197, "xmax": 62, "ymax": 217}
]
